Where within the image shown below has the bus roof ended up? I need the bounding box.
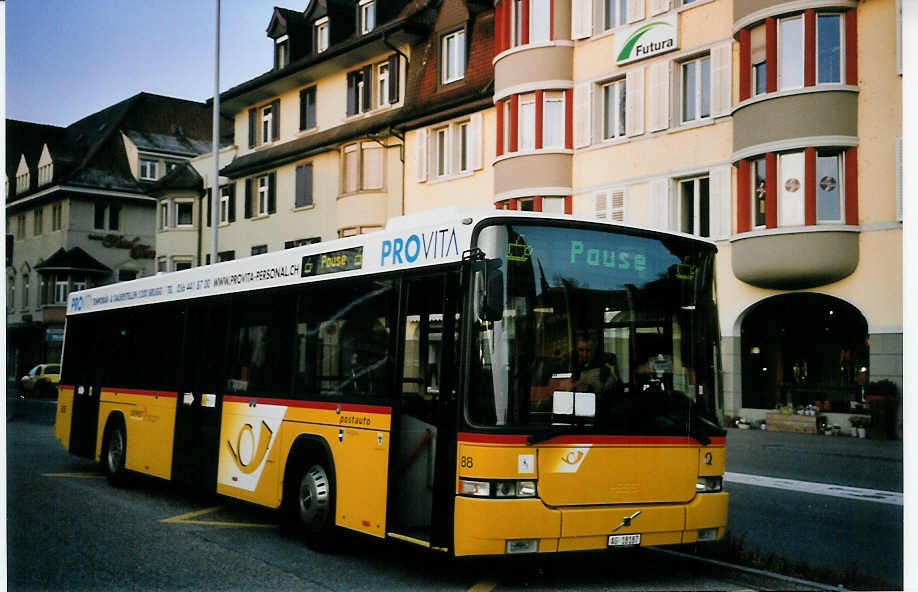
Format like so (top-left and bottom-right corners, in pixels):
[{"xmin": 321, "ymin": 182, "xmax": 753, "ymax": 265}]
[{"xmin": 66, "ymin": 207, "xmax": 715, "ymax": 316}]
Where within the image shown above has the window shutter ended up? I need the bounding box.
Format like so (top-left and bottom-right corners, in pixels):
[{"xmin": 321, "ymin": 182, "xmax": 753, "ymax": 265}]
[
  {"xmin": 709, "ymin": 166, "xmax": 732, "ymax": 240},
  {"xmin": 626, "ymin": 68, "xmax": 644, "ymax": 136},
  {"xmin": 470, "ymin": 112, "xmax": 483, "ymax": 170},
  {"xmin": 610, "ymin": 189, "xmax": 626, "ymax": 221},
  {"xmin": 228, "ymin": 183, "xmax": 236, "ymax": 222},
  {"xmin": 571, "ymin": 0, "xmax": 592, "ymax": 39},
  {"xmin": 268, "ymin": 172, "xmax": 277, "ymax": 214},
  {"xmin": 362, "ymin": 65, "xmax": 372, "ymax": 110},
  {"xmin": 389, "ymin": 54, "xmax": 400, "ymax": 104},
  {"xmin": 648, "ymin": 61, "xmax": 670, "ymax": 132},
  {"xmin": 347, "ymin": 72, "xmax": 358, "ymax": 116},
  {"xmin": 628, "ymin": 0, "xmax": 645, "ymax": 23},
  {"xmin": 650, "ymin": 178, "xmax": 669, "ymax": 229},
  {"xmin": 573, "ymin": 82, "xmax": 592, "ymax": 148},
  {"xmin": 593, "ymin": 191, "xmax": 610, "ymax": 219},
  {"xmin": 711, "ymin": 42, "xmax": 732, "ymax": 117},
  {"xmin": 295, "ymin": 164, "xmax": 306, "ymax": 207},
  {"xmin": 248, "ymin": 108, "xmax": 256, "ymax": 148},
  {"xmin": 650, "ymin": 0, "xmax": 669, "ymax": 16},
  {"xmin": 415, "ymin": 128, "xmax": 428, "ymax": 182},
  {"xmin": 271, "ymin": 99, "xmax": 280, "ymax": 141},
  {"xmin": 244, "ymin": 178, "xmax": 253, "ymax": 218},
  {"xmin": 206, "ymin": 189, "xmax": 212, "ymax": 227}
]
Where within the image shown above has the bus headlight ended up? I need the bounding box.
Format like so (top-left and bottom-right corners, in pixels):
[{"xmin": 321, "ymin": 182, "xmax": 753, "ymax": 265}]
[
  {"xmin": 696, "ymin": 476, "xmax": 722, "ymax": 493},
  {"xmin": 459, "ymin": 479, "xmax": 537, "ymax": 498}
]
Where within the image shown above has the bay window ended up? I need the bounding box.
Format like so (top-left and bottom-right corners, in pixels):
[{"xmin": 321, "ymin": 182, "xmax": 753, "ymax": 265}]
[
  {"xmin": 543, "ymin": 92, "xmax": 565, "ymax": 148},
  {"xmin": 518, "ymin": 94, "xmax": 535, "ymax": 151},
  {"xmin": 753, "ymin": 158, "xmax": 766, "ymax": 228},
  {"xmin": 530, "ymin": 0, "xmax": 550, "ymax": 43}
]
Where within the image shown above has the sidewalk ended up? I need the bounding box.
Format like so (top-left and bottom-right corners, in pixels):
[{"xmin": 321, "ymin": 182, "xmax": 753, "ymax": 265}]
[{"xmin": 723, "ymin": 426, "xmax": 903, "ymax": 492}]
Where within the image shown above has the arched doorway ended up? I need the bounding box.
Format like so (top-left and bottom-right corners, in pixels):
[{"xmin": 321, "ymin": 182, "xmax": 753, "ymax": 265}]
[{"xmin": 740, "ymin": 294, "xmax": 868, "ymax": 410}]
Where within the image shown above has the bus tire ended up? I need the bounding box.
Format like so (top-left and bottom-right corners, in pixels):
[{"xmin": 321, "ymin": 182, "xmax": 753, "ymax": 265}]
[
  {"xmin": 102, "ymin": 420, "xmax": 129, "ymax": 487},
  {"xmin": 283, "ymin": 460, "xmax": 338, "ymax": 551}
]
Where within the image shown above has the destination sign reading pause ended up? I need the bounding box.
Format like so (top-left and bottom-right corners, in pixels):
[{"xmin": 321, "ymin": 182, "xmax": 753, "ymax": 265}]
[{"xmin": 301, "ymin": 247, "xmax": 364, "ymax": 277}]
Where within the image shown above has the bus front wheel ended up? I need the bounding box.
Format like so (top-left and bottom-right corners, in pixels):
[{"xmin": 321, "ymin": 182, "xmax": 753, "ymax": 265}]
[
  {"xmin": 102, "ymin": 422, "xmax": 128, "ymax": 487},
  {"xmin": 284, "ymin": 461, "xmax": 338, "ymax": 551}
]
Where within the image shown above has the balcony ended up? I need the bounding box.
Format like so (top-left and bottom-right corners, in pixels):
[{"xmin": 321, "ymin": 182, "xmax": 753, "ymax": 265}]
[
  {"xmin": 494, "ymin": 44, "xmax": 573, "ymax": 98},
  {"xmin": 731, "ymin": 227, "xmax": 859, "ymax": 289}
]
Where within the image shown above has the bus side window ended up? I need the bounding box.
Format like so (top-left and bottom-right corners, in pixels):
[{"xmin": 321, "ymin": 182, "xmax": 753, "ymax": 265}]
[
  {"xmin": 296, "ymin": 280, "xmax": 395, "ymax": 400},
  {"xmin": 226, "ymin": 292, "xmax": 295, "ymax": 397}
]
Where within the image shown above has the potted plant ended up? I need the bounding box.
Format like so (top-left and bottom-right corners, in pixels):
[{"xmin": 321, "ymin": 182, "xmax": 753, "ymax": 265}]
[{"xmin": 849, "ymin": 415, "xmax": 869, "ymax": 438}]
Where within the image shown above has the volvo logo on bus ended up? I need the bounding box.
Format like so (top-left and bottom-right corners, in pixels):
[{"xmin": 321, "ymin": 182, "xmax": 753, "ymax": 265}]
[{"xmin": 381, "ymin": 227, "xmax": 459, "ymax": 266}]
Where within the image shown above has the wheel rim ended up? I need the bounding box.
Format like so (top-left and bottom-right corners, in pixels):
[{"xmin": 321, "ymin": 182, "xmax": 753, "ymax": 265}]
[
  {"xmin": 107, "ymin": 429, "xmax": 124, "ymax": 473},
  {"xmin": 297, "ymin": 465, "xmax": 330, "ymax": 531}
]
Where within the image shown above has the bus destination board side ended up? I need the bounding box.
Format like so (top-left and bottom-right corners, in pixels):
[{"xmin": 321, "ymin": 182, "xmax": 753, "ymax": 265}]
[{"xmin": 301, "ymin": 247, "xmax": 364, "ymax": 277}]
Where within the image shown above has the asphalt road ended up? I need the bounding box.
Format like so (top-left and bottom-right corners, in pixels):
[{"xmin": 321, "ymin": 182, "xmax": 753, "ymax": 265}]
[
  {"xmin": 6, "ymin": 412, "xmax": 821, "ymax": 592},
  {"xmin": 722, "ymin": 427, "xmax": 903, "ymax": 588}
]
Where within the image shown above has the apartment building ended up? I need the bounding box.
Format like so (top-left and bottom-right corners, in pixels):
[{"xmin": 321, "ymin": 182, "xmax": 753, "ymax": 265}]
[
  {"xmin": 154, "ymin": 0, "xmax": 495, "ymax": 267},
  {"xmin": 5, "ymin": 93, "xmax": 218, "ymax": 379},
  {"xmin": 478, "ymin": 0, "xmax": 901, "ymax": 426}
]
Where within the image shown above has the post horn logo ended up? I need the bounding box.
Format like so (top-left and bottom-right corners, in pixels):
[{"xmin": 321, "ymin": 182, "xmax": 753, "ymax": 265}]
[{"xmin": 226, "ymin": 421, "xmax": 274, "ymax": 474}]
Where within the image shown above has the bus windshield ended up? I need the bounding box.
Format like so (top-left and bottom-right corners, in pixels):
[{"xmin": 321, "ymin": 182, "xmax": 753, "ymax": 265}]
[{"xmin": 467, "ymin": 223, "xmax": 722, "ymax": 439}]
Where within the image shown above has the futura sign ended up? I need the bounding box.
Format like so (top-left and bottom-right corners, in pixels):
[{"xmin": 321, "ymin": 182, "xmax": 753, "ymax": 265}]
[{"xmin": 614, "ymin": 14, "xmax": 679, "ymax": 65}]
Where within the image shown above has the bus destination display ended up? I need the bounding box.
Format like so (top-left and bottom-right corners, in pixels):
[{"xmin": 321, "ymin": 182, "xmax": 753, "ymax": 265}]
[{"xmin": 301, "ymin": 247, "xmax": 364, "ymax": 277}]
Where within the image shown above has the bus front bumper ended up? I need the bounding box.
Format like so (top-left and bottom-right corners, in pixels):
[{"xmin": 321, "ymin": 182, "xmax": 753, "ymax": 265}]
[{"xmin": 453, "ymin": 492, "xmax": 728, "ymax": 556}]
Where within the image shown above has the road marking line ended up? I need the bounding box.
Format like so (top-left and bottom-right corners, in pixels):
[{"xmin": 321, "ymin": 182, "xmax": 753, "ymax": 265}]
[
  {"xmin": 160, "ymin": 505, "xmax": 276, "ymax": 528},
  {"xmin": 467, "ymin": 581, "xmax": 498, "ymax": 592},
  {"xmin": 42, "ymin": 472, "xmax": 106, "ymax": 479},
  {"xmin": 724, "ymin": 471, "xmax": 903, "ymax": 506}
]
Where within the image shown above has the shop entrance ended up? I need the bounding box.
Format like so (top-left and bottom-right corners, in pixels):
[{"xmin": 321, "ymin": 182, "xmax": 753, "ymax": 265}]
[{"xmin": 740, "ymin": 294, "xmax": 867, "ymax": 411}]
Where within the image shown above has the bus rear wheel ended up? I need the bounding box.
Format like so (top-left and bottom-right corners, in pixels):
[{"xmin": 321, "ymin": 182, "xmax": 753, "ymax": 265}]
[
  {"xmin": 284, "ymin": 461, "xmax": 338, "ymax": 551},
  {"xmin": 102, "ymin": 423, "xmax": 128, "ymax": 487}
]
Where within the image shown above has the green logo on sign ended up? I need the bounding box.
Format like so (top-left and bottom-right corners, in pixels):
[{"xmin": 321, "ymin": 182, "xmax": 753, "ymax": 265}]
[{"xmin": 616, "ymin": 20, "xmax": 674, "ymax": 63}]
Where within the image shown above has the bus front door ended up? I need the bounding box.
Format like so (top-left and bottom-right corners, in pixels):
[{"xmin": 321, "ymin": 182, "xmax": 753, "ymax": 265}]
[
  {"xmin": 390, "ymin": 273, "xmax": 459, "ymax": 549},
  {"xmin": 172, "ymin": 300, "xmax": 227, "ymax": 490}
]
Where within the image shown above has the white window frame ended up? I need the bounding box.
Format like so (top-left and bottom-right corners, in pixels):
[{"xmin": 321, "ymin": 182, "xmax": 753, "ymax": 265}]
[
  {"xmin": 360, "ymin": 0, "xmax": 375, "ymax": 34},
  {"xmin": 816, "ymin": 13, "xmax": 844, "ymax": 85},
  {"xmin": 140, "ymin": 158, "xmax": 157, "ymax": 180},
  {"xmin": 159, "ymin": 201, "xmax": 169, "ymax": 230},
  {"xmin": 275, "ymin": 35, "xmax": 290, "ymax": 68},
  {"xmin": 261, "ymin": 105, "xmax": 274, "ymax": 145},
  {"xmin": 512, "ymin": 0, "xmax": 523, "ymax": 46},
  {"xmin": 677, "ymin": 175, "xmax": 711, "ymax": 237},
  {"xmin": 603, "ymin": 0, "xmax": 627, "ymax": 30},
  {"xmin": 434, "ymin": 126, "xmax": 450, "ymax": 178},
  {"xmin": 220, "ymin": 187, "xmax": 231, "ymax": 225},
  {"xmin": 174, "ymin": 199, "xmax": 194, "ymax": 228},
  {"xmin": 681, "ymin": 54, "xmax": 711, "ymax": 124},
  {"xmin": 71, "ymin": 280, "xmax": 86, "ymax": 293},
  {"xmin": 442, "ymin": 29, "xmax": 466, "ymax": 84},
  {"xmin": 530, "ymin": 0, "xmax": 551, "ymax": 43},
  {"xmin": 601, "ymin": 79, "xmax": 626, "ymax": 140},
  {"xmin": 779, "ymin": 16, "xmax": 804, "ymax": 91},
  {"xmin": 316, "ymin": 18, "xmax": 329, "ymax": 53},
  {"xmin": 518, "ymin": 93, "xmax": 536, "ymax": 152},
  {"xmin": 257, "ymin": 175, "xmax": 269, "ymax": 216},
  {"xmin": 377, "ymin": 61, "xmax": 390, "ymax": 107},
  {"xmin": 543, "ymin": 92, "xmax": 565, "ymax": 149},
  {"xmin": 458, "ymin": 121, "xmax": 471, "ymax": 173},
  {"xmin": 54, "ymin": 278, "xmax": 68, "ymax": 304}
]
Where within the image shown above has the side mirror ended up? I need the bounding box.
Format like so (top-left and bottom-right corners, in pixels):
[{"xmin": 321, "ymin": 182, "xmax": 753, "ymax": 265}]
[{"xmin": 474, "ymin": 258, "xmax": 504, "ymax": 322}]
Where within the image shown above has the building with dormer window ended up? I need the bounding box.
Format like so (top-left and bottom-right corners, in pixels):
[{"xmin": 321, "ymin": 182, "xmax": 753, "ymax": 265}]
[{"xmin": 5, "ymin": 93, "xmax": 223, "ymax": 382}]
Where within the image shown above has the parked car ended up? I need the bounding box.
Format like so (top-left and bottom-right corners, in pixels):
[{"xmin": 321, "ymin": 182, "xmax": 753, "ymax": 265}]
[{"xmin": 21, "ymin": 364, "xmax": 61, "ymax": 397}]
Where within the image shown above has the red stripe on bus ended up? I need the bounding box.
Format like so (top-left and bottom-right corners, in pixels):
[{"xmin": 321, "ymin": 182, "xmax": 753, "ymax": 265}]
[
  {"xmin": 223, "ymin": 395, "xmax": 391, "ymax": 415},
  {"xmin": 458, "ymin": 433, "xmax": 726, "ymax": 446}
]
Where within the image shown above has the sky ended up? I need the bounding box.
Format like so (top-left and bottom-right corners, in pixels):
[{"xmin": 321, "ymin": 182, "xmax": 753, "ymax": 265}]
[{"xmin": 6, "ymin": 0, "xmax": 298, "ymax": 127}]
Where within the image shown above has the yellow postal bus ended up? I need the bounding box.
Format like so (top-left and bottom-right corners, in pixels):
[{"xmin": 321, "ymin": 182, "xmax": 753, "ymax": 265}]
[{"xmin": 54, "ymin": 208, "xmax": 727, "ymax": 555}]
